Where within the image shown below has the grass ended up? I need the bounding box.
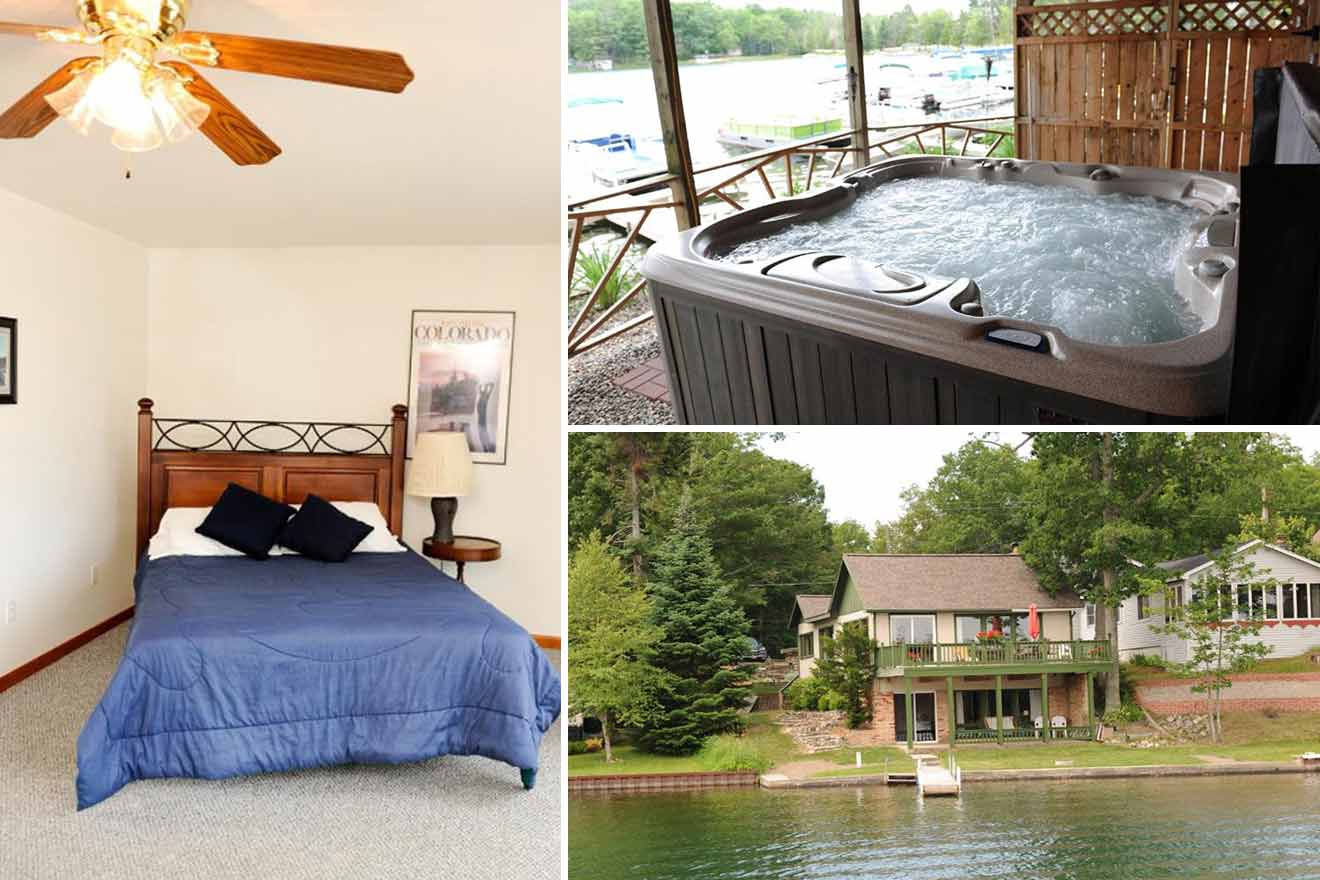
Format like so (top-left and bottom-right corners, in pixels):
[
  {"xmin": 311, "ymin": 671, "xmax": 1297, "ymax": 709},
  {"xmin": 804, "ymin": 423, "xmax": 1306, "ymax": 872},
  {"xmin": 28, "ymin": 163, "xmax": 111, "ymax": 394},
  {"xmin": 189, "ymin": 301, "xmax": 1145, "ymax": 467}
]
[
  {"xmin": 1248, "ymin": 647, "xmax": 1320, "ymax": 674},
  {"xmin": 1123, "ymin": 647, "xmax": 1320, "ymax": 680},
  {"xmin": 567, "ymin": 713, "xmax": 799, "ymax": 777},
  {"xmin": 809, "ymin": 746, "xmax": 917, "ymax": 778},
  {"xmin": 568, "ymin": 710, "xmax": 1320, "ymax": 779}
]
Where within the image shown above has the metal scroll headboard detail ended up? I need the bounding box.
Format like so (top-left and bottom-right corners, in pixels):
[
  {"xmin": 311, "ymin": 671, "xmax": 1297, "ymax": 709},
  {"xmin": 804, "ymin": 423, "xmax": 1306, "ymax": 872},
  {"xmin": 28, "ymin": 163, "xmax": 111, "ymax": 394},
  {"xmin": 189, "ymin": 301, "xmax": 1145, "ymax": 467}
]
[{"xmin": 152, "ymin": 418, "xmax": 393, "ymax": 455}]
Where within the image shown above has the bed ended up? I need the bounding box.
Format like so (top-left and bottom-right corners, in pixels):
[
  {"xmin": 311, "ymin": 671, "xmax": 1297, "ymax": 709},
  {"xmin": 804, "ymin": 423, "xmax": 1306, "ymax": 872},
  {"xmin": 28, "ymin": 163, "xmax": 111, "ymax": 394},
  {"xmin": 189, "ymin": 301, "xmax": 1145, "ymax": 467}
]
[{"xmin": 75, "ymin": 400, "xmax": 560, "ymax": 810}]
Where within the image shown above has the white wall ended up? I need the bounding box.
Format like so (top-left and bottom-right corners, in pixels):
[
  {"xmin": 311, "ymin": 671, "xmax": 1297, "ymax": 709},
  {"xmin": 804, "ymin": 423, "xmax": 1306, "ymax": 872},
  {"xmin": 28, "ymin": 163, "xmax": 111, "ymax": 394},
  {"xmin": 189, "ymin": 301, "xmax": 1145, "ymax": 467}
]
[
  {"xmin": 144, "ymin": 246, "xmax": 560, "ymax": 637},
  {"xmin": 0, "ymin": 189, "xmax": 147, "ymax": 678}
]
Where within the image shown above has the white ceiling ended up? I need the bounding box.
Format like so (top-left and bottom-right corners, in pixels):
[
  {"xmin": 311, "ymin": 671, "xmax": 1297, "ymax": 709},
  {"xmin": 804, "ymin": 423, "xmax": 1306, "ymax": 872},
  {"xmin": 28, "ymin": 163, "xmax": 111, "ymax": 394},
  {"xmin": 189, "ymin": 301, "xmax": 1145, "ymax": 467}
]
[{"xmin": 0, "ymin": 1, "xmax": 560, "ymax": 246}]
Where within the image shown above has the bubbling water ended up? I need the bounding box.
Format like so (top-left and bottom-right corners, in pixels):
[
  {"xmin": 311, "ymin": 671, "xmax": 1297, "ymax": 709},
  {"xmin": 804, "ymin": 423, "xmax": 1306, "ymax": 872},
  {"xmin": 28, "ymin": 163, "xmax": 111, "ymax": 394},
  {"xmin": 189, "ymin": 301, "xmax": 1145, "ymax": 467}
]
[{"xmin": 716, "ymin": 176, "xmax": 1206, "ymax": 346}]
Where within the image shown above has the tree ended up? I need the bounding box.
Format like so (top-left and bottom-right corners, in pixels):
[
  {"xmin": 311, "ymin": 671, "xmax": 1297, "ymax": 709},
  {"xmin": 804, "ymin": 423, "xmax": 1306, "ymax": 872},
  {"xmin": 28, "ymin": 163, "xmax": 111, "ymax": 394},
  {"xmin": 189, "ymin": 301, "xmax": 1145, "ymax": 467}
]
[
  {"xmin": 814, "ymin": 622, "xmax": 877, "ymax": 728},
  {"xmin": 636, "ymin": 491, "xmax": 751, "ymax": 754},
  {"xmin": 1021, "ymin": 432, "xmax": 1185, "ymax": 711},
  {"xmin": 669, "ymin": 434, "xmax": 834, "ymax": 654},
  {"xmin": 567, "ymin": 533, "xmax": 665, "ymax": 762},
  {"xmin": 1153, "ymin": 549, "xmax": 1275, "ymax": 741},
  {"xmin": 887, "ymin": 438, "xmax": 1030, "ymax": 554}
]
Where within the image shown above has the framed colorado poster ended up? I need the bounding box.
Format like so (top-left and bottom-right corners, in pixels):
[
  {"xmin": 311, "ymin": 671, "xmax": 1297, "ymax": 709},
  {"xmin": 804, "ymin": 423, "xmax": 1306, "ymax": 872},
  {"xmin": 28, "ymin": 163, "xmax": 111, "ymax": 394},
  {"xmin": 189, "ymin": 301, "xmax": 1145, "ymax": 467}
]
[
  {"xmin": 0, "ymin": 317, "xmax": 14, "ymax": 405},
  {"xmin": 407, "ymin": 310, "xmax": 515, "ymax": 465}
]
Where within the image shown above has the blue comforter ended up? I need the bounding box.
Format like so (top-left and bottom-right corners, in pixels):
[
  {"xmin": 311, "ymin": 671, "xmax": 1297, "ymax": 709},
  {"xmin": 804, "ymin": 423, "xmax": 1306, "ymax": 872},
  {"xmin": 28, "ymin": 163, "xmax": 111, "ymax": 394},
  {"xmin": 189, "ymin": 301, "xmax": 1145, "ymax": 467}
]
[{"xmin": 76, "ymin": 551, "xmax": 560, "ymax": 809}]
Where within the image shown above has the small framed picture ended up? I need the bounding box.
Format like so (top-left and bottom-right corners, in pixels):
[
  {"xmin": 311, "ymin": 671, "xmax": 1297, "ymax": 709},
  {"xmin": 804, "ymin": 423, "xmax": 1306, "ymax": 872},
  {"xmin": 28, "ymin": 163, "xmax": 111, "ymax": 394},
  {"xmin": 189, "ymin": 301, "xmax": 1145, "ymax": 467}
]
[
  {"xmin": 0, "ymin": 317, "xmax": 14, "ymax": 405},
  {"xmin": 406, "ymin": 310, "xmax": 515, "ymax": 465}
]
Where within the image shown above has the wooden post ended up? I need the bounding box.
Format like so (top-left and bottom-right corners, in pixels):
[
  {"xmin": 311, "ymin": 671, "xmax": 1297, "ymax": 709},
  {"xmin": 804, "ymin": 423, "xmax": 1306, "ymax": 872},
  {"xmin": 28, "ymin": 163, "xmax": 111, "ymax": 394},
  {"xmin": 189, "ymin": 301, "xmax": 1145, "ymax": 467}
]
[
  {"xmin": 1040, "ymin": 673, "xmax": 1050, "ymax": 741},
  {"xmin": 946, "ymin": 675, "xmax": 956, "ymax": 748},
  {"xmin": 840, "ymin": 0, "xmax": 871, "ymax": 170},
  {"xmin": 389, "ymin": 404, "xmax": 408, "ymax": 537},
  {"xmin": 642, "ymin": 0, "xmax": 700, "ymax": 230},
  {"xmin": 1086, "ymin": 671, "xmax": 1095, "ymax": 735},
  {"xmin": 135, "ymin": 398, "xmax": 154, "ymax": 562},
  {"xmin": 995, "ymin": 674, "xmax": 1004, "ymax": 745},
  {"xmin": 905, "ymin": 675, "xmax": 914, "ymax": 749}
]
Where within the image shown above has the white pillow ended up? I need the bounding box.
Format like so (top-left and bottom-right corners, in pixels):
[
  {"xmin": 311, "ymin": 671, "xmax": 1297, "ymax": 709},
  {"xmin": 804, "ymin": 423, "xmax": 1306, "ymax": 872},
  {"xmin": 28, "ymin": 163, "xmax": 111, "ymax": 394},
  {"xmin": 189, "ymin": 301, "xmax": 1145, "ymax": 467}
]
[
  {"xmin": 147, "ymin": 501, "xmax": 404, "ymax": 560},
  {"xmin": 322, "ymin": 501, "xmax": 405, "ymax": 553},
  {"xmin": 148, "ymin": 507, "xmax": 251, "ymax": 560}
]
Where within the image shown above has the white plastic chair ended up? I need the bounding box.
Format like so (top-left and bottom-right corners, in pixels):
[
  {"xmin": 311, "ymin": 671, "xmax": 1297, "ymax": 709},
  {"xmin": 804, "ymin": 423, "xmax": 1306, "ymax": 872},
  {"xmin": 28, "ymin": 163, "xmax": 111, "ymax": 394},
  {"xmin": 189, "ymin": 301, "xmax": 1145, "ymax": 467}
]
[{"xmin": 1051, "ymin": 715, "xmax": 1068, "ymax": 729}]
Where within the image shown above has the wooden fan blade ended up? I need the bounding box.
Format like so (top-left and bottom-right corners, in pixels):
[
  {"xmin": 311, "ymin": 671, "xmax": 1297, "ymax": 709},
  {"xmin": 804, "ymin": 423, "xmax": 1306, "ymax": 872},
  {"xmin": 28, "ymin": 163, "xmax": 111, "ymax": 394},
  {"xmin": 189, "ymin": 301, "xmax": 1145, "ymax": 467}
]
[
  {"xmin": 0, "ymin": 57, "xmax": 97, "ymax": 139},
  {"xmin": 0, "ymin": 21, "xmax": 74, "ymax": 39},
  {"xmin": 161, "ymin": 62, "xmax": 282, "ymax": 166},
  {"xmin": 175, "ymin": 31, "xmax": 414, "ymax": 93}
]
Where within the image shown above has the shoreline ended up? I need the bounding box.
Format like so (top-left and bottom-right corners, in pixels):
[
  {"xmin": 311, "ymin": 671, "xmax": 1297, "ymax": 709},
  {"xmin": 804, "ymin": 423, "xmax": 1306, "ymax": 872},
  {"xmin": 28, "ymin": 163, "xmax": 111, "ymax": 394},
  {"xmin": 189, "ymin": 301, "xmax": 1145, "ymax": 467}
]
[{"xmin": 569, "ymin": 761, "xmax": 1320, "ymax": 794}]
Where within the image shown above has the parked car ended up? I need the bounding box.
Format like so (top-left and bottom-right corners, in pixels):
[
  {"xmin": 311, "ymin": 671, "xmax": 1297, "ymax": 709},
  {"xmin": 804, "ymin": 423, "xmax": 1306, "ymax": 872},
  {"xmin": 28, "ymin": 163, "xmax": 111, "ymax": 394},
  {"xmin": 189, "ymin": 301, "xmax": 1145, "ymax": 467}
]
[{"xmin": 741, "ymin": 637, "xmax": 768, "ymax": 662}]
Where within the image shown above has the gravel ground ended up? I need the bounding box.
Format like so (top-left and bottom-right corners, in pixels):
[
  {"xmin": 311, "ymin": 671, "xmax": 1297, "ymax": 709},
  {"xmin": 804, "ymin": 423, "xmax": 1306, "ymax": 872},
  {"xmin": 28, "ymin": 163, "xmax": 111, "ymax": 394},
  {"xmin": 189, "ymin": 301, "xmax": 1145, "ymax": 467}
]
[{"xmin": 568, "ymin": 321, "xmax": 675, "ymax": 426}]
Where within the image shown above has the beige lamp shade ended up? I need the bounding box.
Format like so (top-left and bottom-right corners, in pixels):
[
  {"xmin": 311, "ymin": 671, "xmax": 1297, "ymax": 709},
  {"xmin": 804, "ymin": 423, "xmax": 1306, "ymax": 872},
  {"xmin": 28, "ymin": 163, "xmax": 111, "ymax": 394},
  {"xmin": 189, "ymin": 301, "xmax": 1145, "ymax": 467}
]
[{"xmin": 406, "ymin": 432, "xmax": 474, "ymax": 498}]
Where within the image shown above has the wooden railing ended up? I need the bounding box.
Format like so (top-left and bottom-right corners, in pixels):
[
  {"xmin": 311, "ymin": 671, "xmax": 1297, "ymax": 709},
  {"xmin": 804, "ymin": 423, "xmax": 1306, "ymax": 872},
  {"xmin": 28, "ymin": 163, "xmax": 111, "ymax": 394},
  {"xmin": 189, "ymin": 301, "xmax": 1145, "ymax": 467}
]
[
  {"xmin": 876, "ymin": 638, "xmax": 1114, "ymax": 669},
  {"xmin": 565, "ymin": 115, "xmax": 1014, "ymax": 359},
  {"xmin": 953, "ymin": 725, "xmax": 1096, "ymax": 743}
]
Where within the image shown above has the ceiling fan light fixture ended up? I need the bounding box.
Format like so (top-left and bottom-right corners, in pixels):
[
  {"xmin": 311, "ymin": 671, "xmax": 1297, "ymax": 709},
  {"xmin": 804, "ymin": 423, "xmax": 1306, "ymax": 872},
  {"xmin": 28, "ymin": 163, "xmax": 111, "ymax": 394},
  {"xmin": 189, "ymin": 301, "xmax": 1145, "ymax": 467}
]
[
  {"xmin": 149, "ymin": 73, "xmax": 208, "ymax": 143},
  {"xmin": 43, "ymin": 62, "xmax": 99, "ymax": 136},
  {"xmin": 84, "ymin": 53, "xmax": 152, "ymax": 133}
]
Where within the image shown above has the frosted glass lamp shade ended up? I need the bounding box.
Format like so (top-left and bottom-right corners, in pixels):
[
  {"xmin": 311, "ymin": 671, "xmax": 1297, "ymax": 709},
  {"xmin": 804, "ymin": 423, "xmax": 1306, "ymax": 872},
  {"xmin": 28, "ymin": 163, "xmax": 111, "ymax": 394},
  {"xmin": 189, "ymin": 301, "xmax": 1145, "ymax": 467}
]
[{"xmin": 406, "ymin": 432, "xmax": 473, "ymax": 498}]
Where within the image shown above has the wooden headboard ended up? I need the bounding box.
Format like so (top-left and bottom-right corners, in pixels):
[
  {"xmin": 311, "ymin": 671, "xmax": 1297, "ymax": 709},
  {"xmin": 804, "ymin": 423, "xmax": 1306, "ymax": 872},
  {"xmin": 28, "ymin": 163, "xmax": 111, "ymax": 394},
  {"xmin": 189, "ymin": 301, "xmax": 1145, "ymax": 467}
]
[{"xmin": 135, "ymin": 398, "xmax": 408, "ymax": 559}]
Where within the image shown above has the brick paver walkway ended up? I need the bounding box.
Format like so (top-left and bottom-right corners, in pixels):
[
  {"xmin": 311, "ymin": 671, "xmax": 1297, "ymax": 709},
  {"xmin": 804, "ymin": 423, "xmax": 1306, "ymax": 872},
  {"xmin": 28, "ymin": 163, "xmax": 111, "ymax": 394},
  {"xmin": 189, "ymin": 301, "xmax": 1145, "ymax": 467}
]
[{"xmin": 611, "ymin": 355, "xmax": 671, "ymax": 403}]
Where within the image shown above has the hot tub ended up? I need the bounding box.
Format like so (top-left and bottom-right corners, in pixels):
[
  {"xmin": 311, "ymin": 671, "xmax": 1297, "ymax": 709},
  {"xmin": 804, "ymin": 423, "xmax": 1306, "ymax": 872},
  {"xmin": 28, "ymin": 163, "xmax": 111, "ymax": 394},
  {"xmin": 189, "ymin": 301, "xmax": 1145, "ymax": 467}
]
[{"xmin": 643, "ymin": 156, "xmax": 1240, "ymax": 424}]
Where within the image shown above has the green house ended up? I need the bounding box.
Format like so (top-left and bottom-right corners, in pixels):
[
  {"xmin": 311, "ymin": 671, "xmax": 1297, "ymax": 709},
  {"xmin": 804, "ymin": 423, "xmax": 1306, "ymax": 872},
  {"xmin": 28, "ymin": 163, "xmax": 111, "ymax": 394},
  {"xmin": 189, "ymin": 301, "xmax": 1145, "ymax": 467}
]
[{"xmin": 790, "ymin": 553, "xmax": 1117, "ymax": 748}]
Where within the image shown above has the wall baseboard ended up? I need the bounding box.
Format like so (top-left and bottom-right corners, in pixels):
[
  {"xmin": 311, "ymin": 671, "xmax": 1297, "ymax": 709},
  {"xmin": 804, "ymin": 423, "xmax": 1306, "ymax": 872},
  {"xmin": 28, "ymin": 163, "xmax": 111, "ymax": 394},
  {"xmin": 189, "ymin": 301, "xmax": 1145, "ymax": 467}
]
[
  {"xmin": 0, "ymin": 609, "xmax": 560, "ymax": 695},
  {"xmin": 0, "ymin": 607, "xmax": 135, "ymax": 695}
]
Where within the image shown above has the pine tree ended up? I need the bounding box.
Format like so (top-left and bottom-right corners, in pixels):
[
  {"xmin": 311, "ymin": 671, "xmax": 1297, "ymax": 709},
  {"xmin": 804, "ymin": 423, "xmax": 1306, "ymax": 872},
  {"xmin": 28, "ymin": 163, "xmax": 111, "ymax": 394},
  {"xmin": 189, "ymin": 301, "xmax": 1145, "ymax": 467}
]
[{"xmin": 636, "ymin": 491, "xmax": 751, "ymax": 755}]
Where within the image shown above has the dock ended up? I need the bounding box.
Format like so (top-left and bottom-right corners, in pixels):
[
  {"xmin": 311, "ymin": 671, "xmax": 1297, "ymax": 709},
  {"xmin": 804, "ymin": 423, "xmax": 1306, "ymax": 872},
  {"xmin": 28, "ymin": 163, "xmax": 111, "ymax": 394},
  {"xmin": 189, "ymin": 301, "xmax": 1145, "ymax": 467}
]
[{"xmin": 915, "ymin": 754, "xmax": 962, "ymax": 797}]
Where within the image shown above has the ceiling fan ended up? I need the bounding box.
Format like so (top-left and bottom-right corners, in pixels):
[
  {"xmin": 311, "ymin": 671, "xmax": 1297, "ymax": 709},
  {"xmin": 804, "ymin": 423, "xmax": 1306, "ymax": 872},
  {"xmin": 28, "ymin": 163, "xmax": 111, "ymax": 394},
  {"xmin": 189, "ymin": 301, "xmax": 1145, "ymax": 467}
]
[{"xmin": 0, "ymin": 1, "xmax": 414, "ymax": 165}]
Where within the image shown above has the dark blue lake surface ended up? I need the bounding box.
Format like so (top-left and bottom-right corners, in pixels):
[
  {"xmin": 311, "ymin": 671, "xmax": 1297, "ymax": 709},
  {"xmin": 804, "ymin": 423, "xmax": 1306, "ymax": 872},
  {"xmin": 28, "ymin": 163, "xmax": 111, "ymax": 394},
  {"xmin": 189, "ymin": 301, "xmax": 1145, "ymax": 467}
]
[{"xmin": 569, "ymin": 775, "xmax": 1320, "ymax": 879}]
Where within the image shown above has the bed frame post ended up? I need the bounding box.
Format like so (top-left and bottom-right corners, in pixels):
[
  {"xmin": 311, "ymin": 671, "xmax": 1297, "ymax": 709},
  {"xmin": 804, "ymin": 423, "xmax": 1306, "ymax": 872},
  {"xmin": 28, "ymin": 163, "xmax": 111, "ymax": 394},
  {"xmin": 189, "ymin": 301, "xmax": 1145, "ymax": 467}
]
[
  {"xmin": 136, "ymin": 398, "xmax": 154, "ymax": 561},
  {"xmin": 389, "ymin": 404, "xmax": 408, "ymax": 537}
]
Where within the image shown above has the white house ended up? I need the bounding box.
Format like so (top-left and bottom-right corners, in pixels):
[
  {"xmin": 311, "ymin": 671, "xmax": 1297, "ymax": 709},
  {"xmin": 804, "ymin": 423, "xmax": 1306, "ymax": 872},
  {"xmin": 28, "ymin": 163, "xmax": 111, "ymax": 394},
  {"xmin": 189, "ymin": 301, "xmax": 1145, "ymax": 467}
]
[{"xmin": 1077, "ymin": 541, "xmax": 1320, "ymax": 663}]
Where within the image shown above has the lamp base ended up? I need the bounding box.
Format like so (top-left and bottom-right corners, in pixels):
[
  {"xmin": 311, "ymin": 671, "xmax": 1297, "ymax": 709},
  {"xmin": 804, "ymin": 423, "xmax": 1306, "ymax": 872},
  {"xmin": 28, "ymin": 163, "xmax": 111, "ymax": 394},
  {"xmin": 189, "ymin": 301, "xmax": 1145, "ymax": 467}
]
[{"xmin": 430, "ymin": 496, "xmax": 458, "ymax": 544}]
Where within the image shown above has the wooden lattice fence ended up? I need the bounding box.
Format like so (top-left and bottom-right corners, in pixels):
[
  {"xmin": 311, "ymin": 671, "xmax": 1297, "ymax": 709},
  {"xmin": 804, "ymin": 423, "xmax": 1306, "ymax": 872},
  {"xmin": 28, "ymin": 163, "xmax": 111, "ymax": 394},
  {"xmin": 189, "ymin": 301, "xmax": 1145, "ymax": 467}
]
[{"xmin": 1015, "ymin": 0, "xmax": 1319, "ymax": 171}]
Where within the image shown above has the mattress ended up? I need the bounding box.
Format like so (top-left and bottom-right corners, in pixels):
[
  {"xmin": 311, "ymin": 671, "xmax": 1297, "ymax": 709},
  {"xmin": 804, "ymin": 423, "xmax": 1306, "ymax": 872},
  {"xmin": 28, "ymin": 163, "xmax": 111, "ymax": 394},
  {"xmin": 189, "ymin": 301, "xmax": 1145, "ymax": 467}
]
[{"xmin": 76, "ymin": 550, "xmax": 560, "ymax": 809}]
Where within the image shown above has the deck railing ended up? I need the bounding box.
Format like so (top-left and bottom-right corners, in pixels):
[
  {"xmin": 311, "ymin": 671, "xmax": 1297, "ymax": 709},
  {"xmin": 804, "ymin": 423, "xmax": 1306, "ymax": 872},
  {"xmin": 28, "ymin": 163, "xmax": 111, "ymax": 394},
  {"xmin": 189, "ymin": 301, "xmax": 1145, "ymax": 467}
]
[
  {"xmin": 876, "ymin": 639, "xmax": 1114, "ymax": 670},
  {"xmin": 565, "ymin": 115, "xmax": 1014, "ymax": 359},
  {"xmin": 952, "ymin": 725, "xmax": 1097, "ymax": 743}
]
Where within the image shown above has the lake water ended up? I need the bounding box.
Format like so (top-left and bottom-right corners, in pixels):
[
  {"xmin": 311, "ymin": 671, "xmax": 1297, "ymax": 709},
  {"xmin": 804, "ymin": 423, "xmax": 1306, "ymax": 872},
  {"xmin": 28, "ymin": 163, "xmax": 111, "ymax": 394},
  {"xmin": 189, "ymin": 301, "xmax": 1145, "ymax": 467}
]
[
  {"xmin": 566, "ymin": 52, "xmax": 1014, "ymax": 199},
  {"xmin": 569, "ymin": 775, "xmax": 1320, "ymax": 879}
]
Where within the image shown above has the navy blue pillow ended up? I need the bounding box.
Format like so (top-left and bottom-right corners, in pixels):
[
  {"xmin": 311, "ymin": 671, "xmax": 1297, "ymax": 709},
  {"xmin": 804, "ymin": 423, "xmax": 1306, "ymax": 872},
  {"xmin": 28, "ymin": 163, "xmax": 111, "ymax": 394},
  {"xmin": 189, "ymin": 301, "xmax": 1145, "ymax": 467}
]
[
  {"xmin": 196, "ymin": 483, "xmax": 295, "ymax": 560},
  {"xmin": 279, "ymin": 494, "xmax": 373, "ymax": 563}
]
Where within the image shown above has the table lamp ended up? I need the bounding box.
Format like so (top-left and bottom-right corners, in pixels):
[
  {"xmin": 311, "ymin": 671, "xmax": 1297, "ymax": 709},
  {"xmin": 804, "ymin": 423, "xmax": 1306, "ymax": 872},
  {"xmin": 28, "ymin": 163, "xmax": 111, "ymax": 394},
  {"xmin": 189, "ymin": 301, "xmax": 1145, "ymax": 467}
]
[{"xmin": 406, "ymin": 432, "xmax": 474, "ymax": 544}]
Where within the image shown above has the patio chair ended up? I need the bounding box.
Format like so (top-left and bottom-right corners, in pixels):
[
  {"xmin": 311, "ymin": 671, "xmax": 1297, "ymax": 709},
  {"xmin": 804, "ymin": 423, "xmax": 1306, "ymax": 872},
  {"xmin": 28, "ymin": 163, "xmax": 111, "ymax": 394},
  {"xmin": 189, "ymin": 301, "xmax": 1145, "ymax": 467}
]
[{"xmin": 1051, "ymin": 715, "xmax": 1067, "ymax": 729}]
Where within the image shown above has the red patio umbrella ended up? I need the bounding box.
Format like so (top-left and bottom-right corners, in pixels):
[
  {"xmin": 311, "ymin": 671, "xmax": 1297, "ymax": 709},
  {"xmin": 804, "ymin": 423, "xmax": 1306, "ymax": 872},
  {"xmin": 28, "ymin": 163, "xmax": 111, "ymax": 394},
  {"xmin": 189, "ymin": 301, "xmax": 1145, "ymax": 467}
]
[{"xmin": 1028, "ymin": 603, "xmax": 1040, "ymax": 640}]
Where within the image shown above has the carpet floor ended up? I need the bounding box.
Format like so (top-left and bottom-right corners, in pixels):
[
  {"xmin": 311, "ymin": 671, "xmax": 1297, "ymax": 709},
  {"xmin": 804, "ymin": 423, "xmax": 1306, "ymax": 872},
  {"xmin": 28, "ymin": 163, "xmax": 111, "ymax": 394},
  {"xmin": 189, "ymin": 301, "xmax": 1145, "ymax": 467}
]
[{"xmin": 0, "ymin": 624, "xmax": 562, "ymax": 880}]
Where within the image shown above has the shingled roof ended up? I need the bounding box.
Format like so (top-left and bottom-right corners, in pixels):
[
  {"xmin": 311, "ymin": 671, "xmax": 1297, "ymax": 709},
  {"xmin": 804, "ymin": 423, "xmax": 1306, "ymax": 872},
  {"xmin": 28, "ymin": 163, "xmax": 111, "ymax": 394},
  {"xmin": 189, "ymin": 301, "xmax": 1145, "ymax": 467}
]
[
  {"xmin": 793, "ymin": 594, "xmax": 832, "ymax": 621},
  {"xmin": 840, "ymin": 554, "xmax": 1082, "ymax": 611}
]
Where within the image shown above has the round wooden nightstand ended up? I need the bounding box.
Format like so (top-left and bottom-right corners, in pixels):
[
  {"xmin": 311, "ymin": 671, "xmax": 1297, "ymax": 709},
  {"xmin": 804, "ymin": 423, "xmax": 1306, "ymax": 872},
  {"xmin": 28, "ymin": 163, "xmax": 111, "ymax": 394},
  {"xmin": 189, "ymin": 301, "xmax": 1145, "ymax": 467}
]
[{"xmin": 421, "ymin": 536, "xmax": 501, "ymax": 583}]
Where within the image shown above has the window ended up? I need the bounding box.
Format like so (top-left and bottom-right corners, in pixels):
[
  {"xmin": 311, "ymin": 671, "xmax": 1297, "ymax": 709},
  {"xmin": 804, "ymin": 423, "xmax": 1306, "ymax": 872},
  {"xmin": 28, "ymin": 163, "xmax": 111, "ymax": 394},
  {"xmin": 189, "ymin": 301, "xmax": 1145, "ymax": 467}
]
[
  {"xmin": 1312, "ymin": 584, "xmax": 1320, "ymax": 619},
  {"xmin": 817, "ymin": 625, "xmax": 833, "ymax": 652},
  {"xmin": 799, "ymin": 632, "xmax": 814, "ymax": 658},
  {"xmin": 1137, "ymin": 595, "xmax": 1152, "ymax": 620},
  {"xmin": 1282, "ymin": 584, "xmax": 1312, "ymax": 620},
  {"xmin": 890, "ymin": 615, "xmax": 935, "ymax": 644},
  {"xmin": 1164, "ymin": 586, "xmax": 1182, "ymax": 622},
  {"xmin": 1085, "ymin": 603, "xmax": 1095, "ymax": 627},
  {"xmin": 956, "ymin": 614, "xmax": 1006, "ymax": 643}
]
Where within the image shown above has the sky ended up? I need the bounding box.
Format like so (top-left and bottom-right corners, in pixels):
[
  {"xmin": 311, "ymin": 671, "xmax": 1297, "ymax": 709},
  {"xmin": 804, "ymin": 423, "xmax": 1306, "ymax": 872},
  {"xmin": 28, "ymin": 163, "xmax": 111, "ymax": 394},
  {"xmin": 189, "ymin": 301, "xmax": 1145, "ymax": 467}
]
[{"xmin": 755, "ymin": 430, "xmax": 1320, "ymax": 527}]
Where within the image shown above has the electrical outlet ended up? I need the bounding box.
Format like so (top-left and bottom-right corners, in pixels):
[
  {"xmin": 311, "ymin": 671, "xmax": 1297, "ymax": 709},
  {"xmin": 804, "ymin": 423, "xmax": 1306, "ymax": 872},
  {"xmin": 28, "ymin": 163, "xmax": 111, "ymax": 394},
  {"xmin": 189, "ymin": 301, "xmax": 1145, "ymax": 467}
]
[
  {"xmin": 90, "ymin": 564, "xmax": 99, "ymax": 589},
  {"xmin": 5, "ymin": 600, "xmax": 15, "ymax": 625}
]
